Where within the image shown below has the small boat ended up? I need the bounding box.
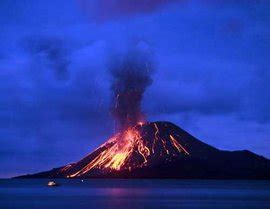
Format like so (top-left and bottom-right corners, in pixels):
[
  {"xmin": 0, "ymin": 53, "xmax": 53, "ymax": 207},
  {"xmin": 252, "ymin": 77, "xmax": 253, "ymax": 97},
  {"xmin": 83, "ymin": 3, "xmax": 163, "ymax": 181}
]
[{"xmin": 47, "ymin": 181, "xmax": 60, "ymax": 187}]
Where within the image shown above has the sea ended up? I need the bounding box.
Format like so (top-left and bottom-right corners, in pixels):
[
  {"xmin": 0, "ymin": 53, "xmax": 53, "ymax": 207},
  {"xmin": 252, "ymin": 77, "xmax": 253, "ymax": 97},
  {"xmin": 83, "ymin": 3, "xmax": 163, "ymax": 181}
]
[{"xmin": 0, "ymin": 179, "xmax": 269, "ymax": 209}]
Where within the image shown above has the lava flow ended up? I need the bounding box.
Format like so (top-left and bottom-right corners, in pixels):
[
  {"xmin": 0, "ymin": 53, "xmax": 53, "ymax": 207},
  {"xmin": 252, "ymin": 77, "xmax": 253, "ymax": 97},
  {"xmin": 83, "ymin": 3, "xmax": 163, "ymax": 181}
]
[
  {"xmin": 20, "ymin": 49, "xmax": 270, "ymax": 179},
  {"xmin": 22, "ymin": 120, "xmax": 270, "ymax": 179},
  {"xmin": 55, "ymin": 51, "xmax": 190, "ymax": 178},
  {"xmin": 61, "ymin": 122, "xmax": 191, "ymax": 178}
]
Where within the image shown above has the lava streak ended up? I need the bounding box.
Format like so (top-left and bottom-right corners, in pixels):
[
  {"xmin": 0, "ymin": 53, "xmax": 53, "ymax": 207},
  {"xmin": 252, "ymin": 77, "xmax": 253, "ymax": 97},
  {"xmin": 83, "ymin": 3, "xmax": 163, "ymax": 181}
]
[
  {"xmin": 169, "ymin": 135, "xmax": 190, "ymax": 155},
  {"xmin": 68, "ymin": 126, "xmax": 150, "ymax": 177},
  {"xmin": 66, "ymin": 123, "xmax": 191, "ymax": 178}
]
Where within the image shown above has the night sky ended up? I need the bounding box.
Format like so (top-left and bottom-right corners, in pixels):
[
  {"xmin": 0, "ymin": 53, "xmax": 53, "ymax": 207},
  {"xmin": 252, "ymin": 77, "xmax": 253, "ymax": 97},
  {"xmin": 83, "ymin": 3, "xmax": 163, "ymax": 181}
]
[{"xmin": 1, "ymin": 0, "xmax": 270, "ymax": 178}]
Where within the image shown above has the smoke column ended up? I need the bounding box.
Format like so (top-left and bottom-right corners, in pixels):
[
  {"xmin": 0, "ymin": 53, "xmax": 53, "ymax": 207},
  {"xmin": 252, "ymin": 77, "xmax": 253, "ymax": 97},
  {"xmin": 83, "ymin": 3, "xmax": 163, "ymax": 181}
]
[{"xmin": 109, "ymin": 48, "xmax": 154, "ymax": 130}]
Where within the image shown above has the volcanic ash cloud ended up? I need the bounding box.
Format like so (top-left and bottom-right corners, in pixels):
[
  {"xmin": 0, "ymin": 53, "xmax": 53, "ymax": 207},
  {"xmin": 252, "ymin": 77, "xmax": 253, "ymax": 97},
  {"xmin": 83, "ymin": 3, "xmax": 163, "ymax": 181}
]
[{"xmin": 109, "ymin": 49, "xmax": 154, "ymax": 130}]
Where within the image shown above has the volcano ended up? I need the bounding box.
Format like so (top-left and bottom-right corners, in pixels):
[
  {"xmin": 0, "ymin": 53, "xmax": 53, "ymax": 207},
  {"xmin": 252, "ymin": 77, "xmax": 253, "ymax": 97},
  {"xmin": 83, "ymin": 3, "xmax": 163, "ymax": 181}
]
[{"xmin": 21, "ymin": 121, "xmax": 270, "ymax": 179}]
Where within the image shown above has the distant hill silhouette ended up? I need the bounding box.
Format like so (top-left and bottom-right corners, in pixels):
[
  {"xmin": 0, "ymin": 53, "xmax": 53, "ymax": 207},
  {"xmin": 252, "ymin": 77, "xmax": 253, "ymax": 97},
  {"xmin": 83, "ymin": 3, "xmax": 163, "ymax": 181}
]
[{"xmin": 18, "ymin": 122, "xmax": 270, "ymax": 179}]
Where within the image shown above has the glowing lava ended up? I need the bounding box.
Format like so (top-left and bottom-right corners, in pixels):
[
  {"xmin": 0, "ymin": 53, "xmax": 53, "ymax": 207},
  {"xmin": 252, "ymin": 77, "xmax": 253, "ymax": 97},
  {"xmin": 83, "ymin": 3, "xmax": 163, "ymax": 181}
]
[
  {"xmin": 67, "ymin": 127, "xmax": 150, "ymax": 177},
  {"xmin": 24, "ymin": 122, "xmax": 270, "ymax": 180},
  {"xmin": 64, "ymin": 122, "xmax": 191, "ymax": 178}
]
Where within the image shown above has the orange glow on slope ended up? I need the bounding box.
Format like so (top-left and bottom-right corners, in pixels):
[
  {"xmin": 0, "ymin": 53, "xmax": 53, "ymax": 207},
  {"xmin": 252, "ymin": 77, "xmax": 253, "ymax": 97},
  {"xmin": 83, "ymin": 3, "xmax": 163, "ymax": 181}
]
[
  {"xmin": 66, "ymin": 124, "xmax": 191, "ymax": 178},
  {"xmin": 161, "ymin": 139, "xmax": 169, "ymax": 155},
  {"xmin": 169, "ymin": 135, "xmax": 190, "ymax": 155},
  {"xmin": 68, "ymin": 127, "xmax": 151, "ymax": 177},
  {"xmin": 59, "ymin": 164, "xmax": 73, "ymax": 173}
]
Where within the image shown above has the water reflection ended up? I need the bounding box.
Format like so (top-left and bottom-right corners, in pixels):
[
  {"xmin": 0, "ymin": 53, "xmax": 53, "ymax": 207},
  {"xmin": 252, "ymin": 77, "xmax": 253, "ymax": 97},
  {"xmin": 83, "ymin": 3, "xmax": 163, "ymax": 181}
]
[{"xmin": 0, "ymin": 179, "xmax": 269, "ymax": 209}]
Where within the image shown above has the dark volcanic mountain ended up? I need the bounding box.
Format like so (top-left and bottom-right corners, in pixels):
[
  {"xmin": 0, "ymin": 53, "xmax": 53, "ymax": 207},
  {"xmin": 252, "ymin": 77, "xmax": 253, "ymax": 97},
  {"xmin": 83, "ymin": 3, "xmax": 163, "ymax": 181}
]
[{"xmin": 20, "ymin": 122, "xmax": 270, "ymax": 179}]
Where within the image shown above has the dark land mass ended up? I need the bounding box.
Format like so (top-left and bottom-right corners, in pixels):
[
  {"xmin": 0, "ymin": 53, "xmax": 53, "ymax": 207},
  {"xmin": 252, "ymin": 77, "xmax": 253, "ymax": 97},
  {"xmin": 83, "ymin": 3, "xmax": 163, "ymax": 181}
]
[{"xmin": 18, "ymin": 122, "xmax": 270, "ymax": 179}]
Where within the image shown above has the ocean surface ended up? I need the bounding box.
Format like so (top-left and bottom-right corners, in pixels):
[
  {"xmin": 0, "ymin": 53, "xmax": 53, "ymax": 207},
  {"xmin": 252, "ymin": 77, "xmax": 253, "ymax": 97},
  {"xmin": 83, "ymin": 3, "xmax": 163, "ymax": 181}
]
[{"xmin": 0, "ymin": 179, "xmax": 269, "ymax": 209}]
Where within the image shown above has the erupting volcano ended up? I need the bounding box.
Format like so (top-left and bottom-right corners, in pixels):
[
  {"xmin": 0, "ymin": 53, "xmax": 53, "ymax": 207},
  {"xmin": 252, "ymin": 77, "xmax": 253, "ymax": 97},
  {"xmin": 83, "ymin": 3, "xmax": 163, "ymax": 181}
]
[
  {"xmin": 19, "ymin": 49, "xmax": 270, "ymax": 179},
  {"xmin": 22, "ymin": 121, "xmax": 270, "ymax": 179},
  {"xmin": 55, "ymin": 122, "xmax": 192, "ymax": 178}
]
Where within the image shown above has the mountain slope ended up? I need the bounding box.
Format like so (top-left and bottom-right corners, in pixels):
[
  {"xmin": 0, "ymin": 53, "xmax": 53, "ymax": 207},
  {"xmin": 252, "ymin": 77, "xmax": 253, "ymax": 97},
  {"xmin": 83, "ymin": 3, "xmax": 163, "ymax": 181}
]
[{"xmin": 19, "ymin": 122, "xmax": 270, "ymax": 179}]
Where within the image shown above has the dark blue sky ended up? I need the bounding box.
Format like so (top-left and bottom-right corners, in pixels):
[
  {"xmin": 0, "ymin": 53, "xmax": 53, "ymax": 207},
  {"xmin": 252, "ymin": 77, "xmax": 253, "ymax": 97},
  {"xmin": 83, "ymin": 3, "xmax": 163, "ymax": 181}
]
[{"xmin": 1, "ymin": 0, "xmax": 270, "ymax": 178}]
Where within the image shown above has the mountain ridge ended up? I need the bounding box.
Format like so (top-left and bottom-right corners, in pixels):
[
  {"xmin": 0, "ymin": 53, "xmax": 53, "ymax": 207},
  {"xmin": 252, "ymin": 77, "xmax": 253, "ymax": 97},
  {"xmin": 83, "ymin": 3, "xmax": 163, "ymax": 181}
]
[{"xmin": 17, "ymin": 121, "xmax": 270, "ymax": 179}]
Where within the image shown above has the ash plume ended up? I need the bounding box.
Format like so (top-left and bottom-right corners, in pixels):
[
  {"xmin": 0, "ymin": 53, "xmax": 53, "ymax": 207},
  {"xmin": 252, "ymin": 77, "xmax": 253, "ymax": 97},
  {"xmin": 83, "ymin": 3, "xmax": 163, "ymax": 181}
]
[{"xmin": 109, "ymin": 48, "xmax": 154, "ymax": 130}]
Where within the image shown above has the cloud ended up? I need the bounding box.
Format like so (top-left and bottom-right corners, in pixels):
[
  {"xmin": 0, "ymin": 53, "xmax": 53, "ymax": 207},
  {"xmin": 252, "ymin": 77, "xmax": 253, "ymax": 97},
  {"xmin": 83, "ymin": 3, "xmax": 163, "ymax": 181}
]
[
  {"xmin": 22, "ymin": 36, "xmax": 70, "ymax": 80},
  {"xmin": 0, "ymin": 39, "xmax": 113, "ymax": 172},
  {"xmin": 77, "ymin": 0, "xmax": 186, "ymax": 21},
  {"xmin": 1, "ymin": 0, "xmax": 270, "ymax": 178},
  {"xmin": 241, "ymin": 67, "xmax": 270, "ymax": 123},
  {"xmin": 144, "ymin": 52, "xmax": 270, "ymax": 123}
]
